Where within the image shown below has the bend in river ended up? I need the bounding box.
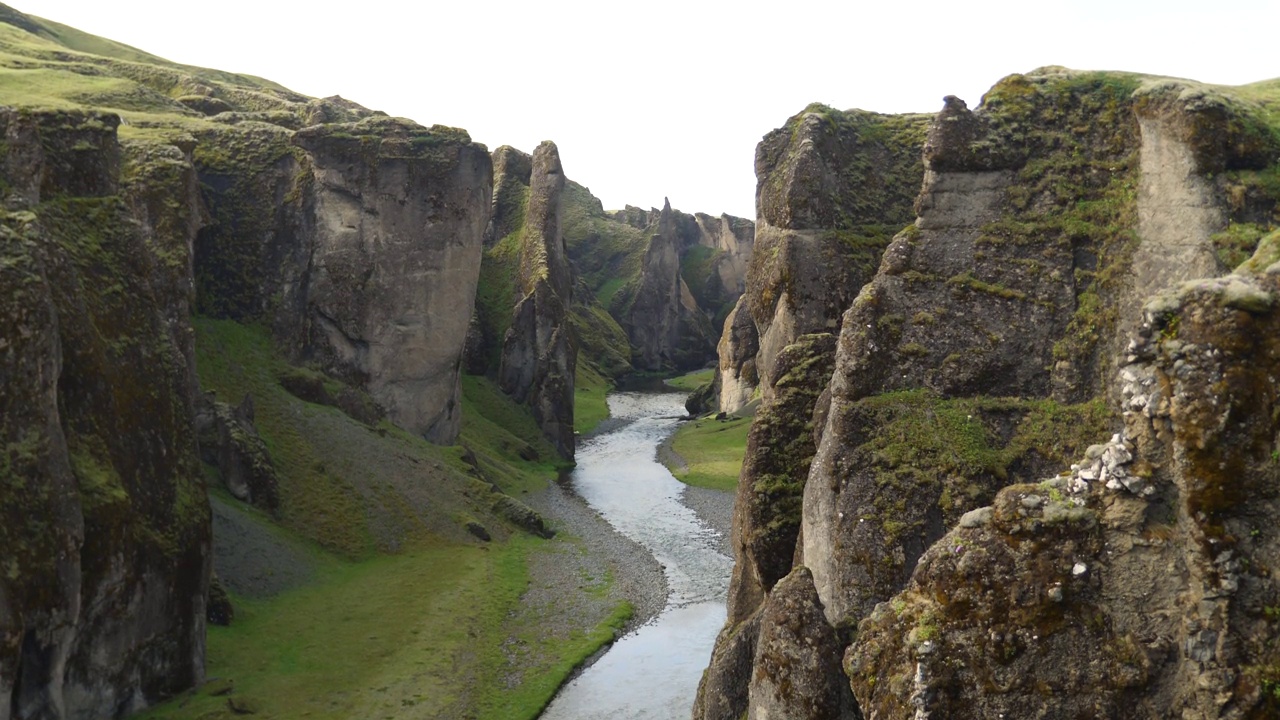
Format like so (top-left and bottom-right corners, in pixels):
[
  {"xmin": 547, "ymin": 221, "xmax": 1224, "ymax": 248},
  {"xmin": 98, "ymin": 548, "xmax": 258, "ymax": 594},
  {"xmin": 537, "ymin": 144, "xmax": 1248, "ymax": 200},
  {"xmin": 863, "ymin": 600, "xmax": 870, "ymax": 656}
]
[{"xmin": 540, "ymin": 391, "xmax": 733, "ymax": 720}]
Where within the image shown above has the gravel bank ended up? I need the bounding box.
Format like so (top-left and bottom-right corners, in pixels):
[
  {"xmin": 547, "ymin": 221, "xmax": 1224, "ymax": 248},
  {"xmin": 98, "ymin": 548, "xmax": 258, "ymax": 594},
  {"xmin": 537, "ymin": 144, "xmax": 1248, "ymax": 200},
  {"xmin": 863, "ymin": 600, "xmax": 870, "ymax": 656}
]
[
  {"xmin": 211, "ymin": 496, "xmax": 315, "ymax": 598},
  {"xmin": 521, "ymin": 475, "xmax": 668, "ymax": 635}
]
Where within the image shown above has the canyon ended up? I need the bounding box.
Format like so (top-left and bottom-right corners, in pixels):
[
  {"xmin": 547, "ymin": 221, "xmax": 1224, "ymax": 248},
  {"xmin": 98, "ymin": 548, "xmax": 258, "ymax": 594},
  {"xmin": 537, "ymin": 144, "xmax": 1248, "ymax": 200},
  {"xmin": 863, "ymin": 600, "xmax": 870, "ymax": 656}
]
[{"xmin": 2, "ymin": 3, "xmax": 1280, "ymax": 719}]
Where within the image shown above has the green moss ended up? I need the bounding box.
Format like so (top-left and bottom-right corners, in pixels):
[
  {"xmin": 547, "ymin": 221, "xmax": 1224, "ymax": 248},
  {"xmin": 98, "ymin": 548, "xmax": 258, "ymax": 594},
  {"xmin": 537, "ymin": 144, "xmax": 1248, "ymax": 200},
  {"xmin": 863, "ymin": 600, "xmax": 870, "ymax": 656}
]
[
  {"xmin": 759, "ymin": 106, "xmax": 930, "ymax": 230},
  {"xmin": 854, "ymin": 389, "xmax": 1112, "ymax": 534},
  {"xmin": 561, "ymin": 180, "xmax": 649, "ymax": 313},
  {"xmin": 572, "ymin": 362, "xmax": 612, "ymax": 435},
  {"xmin": 569, "ymin": 298, "xmax": 632, "ymax": 380},
  {"xmin": 1213, "ymin": 222, "xmax": 1271, "ymax": 269},
  {"xmin": 946, "ymin": 271, "xmax": 1031, "ymax": 302},
  {"xmin": 473, "ymin": 223, "xmax": 524, "ymax": 373}
]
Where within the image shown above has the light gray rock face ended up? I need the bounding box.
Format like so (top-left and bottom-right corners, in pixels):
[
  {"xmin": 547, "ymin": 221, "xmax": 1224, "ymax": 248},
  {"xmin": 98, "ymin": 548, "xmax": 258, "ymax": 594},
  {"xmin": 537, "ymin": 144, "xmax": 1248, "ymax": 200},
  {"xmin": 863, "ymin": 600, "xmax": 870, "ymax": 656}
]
[
  {"xmin": 749, "ymin": 568, "xmax": 858, "ymax": 720},
  {"xmin": 498, "ymin": 141, "xmax": 576, "ymax": 459},
  {"xmin": 728, "ymin": 106, "xmax": 928, "ymax": 407},
  {"xmin": 294, "ymin": 118, "xmax": 492, "ymax": 444},
  {"xmin": 1, "ymin": 109, "xmax": 210, "ymax": 719},
  {"xmin": 717, "ymin": 297, "xmax": 759, "ymax": 413},
  {"xmin": 192, "ymin": 117, "xmax": 491, "ymax": 445}
]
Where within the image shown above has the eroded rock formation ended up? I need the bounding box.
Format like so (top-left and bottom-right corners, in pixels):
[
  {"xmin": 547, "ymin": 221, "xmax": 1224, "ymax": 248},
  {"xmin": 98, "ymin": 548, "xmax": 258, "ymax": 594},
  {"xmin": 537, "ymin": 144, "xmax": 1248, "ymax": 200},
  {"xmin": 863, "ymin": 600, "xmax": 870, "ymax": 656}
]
[
  {"xmin": 0, "ymin": 109, "xmax": 210, "ymax": 718},
  {"xmin": 497, "ymin": 141, "xmax": 576, "ymax": 459},
  {"xmin": 700, "ymin": 68, "xmax": 1280, "ymax": 719},
  {"xmin": 195, "ymin": 116, "xmax": 493, "ymax": 445},
  {"xmin": 852, "ymin": 261, "xmax": 1280, "ymax": 718},
  {"xmin": 721, "ymin": 105, "xmax": 929, "ymax": 413}
]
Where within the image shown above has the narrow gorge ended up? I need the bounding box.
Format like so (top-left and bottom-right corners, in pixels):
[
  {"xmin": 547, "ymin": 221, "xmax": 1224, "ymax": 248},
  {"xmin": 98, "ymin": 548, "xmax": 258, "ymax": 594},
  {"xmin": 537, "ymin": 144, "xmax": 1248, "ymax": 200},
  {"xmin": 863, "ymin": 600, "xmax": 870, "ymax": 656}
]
[{"xmin": 3, "ymin": 4, "xmax": 1280, "ymax": 720}]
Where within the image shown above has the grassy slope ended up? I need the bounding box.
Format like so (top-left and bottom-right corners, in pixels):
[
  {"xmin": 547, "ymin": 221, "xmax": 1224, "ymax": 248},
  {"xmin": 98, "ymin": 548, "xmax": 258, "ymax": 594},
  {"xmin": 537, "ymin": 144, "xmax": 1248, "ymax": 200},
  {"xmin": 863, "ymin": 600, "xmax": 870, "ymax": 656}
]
[
  {"xmin": 661, "ymin": 369, "xmax": 751, "ymax": 492},
  {"xmin": 668, "ymin": 415, "xmax": 752, "ymax": 492},
  {"xmin": 573, "ymin": 361, "xmax": 612, "ymax": 435},
  {"xmin": 664, "ymin": 368, "xmax": 714, "ymax": 392},
  {"xmin": 136, "ymin": 320, "xmax": 628, "ymax": 720}
]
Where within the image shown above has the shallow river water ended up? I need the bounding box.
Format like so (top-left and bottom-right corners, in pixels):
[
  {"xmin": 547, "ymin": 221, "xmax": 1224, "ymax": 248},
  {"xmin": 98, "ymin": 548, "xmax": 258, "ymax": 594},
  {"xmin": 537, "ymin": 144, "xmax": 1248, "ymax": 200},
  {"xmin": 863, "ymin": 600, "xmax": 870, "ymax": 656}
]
[{"xmin": 539, "ymin": 392, "xmax": 733, "ymax": 720}]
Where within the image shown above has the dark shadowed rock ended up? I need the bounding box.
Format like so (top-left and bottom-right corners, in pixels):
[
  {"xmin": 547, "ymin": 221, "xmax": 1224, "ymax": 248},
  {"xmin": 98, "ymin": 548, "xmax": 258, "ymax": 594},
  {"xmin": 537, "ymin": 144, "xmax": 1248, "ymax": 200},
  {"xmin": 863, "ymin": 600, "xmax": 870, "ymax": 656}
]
[
  {"xmin": 692, "ymin": 611, "xmax": 762, "ymax": 720},
  {"xmin": 728, "ymin": 333, "xmax": 835, "ymax": 622},
  {"xmin": 0, "ymin": 108, "xmax": 210, "ymax": 717},
  {"xmin": 750, "ymin": 568, "xmax": 859, "ymax": 720},
  {"xmin": 196, "ymin": 393, "xmax": 280, "ymax": 513}
]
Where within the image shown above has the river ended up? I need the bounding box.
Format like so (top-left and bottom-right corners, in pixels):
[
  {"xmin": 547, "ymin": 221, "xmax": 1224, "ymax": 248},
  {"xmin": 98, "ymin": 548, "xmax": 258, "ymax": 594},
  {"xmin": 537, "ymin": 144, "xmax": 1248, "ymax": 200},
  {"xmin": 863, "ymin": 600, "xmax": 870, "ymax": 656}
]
[{"xmin": 539, "ymin": 391, "xmax": 733, "ymax": 720}]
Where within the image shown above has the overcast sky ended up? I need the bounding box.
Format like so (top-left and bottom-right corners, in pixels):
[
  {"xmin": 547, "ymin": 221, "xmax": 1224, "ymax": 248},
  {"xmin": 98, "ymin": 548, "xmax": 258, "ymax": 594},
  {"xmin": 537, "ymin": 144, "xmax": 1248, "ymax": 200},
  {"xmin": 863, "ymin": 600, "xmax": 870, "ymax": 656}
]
[{"xmin": 22, "ymin": 0, "xmax": 1280, "ymax": 218}]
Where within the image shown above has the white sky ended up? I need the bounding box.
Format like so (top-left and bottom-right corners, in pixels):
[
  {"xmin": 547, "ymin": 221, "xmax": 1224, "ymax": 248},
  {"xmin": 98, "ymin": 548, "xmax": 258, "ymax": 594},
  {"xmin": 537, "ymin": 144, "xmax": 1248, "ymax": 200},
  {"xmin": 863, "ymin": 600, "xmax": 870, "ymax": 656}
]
[{"xmin": 20, "ymin": 0, "xmax": 1280, "ymax": 218}]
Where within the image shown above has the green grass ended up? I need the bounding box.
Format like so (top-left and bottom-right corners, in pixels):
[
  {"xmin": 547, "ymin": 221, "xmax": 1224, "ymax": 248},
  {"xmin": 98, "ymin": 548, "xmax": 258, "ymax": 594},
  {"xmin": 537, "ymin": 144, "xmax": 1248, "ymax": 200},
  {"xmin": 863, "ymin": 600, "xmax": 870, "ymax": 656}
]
[
  {"xmin": 573, "ymin": 362, "xmax": 612, "ymax": 435},
  {"xmin": 667, "ymin": 415, "xmax": 752, "ymax": 492},
  {"xmin": 664, "ymin": 367, "xmax": 714, "ymax": 392},
  {"xmin": 458, "ymin": 374, "xmax": 565, "ymax": 493},
  {"xmin": 138, "ymin": 535, "xmax": 631, "ymax": 720},
  {"xmin": 166, "ymin": 319, "xmax": 629, "ymax": 719}
]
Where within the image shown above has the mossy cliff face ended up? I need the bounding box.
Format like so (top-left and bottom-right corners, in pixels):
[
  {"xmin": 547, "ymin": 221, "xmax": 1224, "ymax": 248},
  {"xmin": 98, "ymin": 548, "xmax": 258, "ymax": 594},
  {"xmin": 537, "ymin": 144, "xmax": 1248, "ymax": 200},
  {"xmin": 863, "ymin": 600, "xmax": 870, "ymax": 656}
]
[
  {"xmin": 195, "ymin": 116, "xmax": 493, "ymax": 444},
  {"xmin": 0, "ymin": 109, "xmax": 210, "ymax": 718},
  {"xmin": 804, "ymin": 70, "xmax": 1275, "ymax": 633},
  {"xmin": 626, "ymin": 198, "xmax": 719, "ymax": 371},
  {"xmin": 851, "ymin": 266, "xmax": 1280, "ymax": 718},
  {"xmin": 497, "ymin": 141, "xmax": 576, "ymax": 459},
  {"xmin": 564, "ymin": 191, "xmax": 755, "ymax": 376},
  {"xmin": 703, "ymin": 68, "xmax": 1280, "ymax": 720},
  {"xmin": 694, "ymin": 333, "xmax": 837, "ymax": 720},
  {"xmin": 723, "ymin": 105, "xmax": 929, "ymax": 413}
]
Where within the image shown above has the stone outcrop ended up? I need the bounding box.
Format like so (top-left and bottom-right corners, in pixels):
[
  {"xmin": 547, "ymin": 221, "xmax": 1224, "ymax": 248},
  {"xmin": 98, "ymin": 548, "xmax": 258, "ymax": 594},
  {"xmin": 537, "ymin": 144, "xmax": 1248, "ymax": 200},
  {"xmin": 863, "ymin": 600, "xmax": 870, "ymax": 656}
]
[
  {"xmin": 750, "ymin": 568, "xmax": 858, "ymax": 720},
  {"xmin": 717, "ymin": 296, "xmax": 759, "ymax": 413},
  {"xmin": 721, "ymin": 105, "xmax": 929, "ymax": 413},
  {"xmin": 0, "ymin": 109, "xmax": 210, "ymax": 718},
  {"xmin": 627, "ymin": 199, "xmax": 718, "ymax": 371},
  {"xmin": 703, "ymin": 69, "xmax": 1280, "ymax": 719},
  {"xmin": 497, "ymin": 141, "xmax": 576, "ymax": 459},
  {"xmin": 804, "ymin": 71, "xmax": 1275, "ymax": 631},
  {"xmin": 696, "ymin": 333, "xmax": 837, "ymax": 718},
  {"xmin": 195, "ymin": 392, "xmax": 280, "ymax": 512},
  {"xmin": 195, "ymin": 116, "xmax": 493, "ymax": 445},
  {"xmin": 851, "ymin": 264, "xmax": 1280, "ymax": 718}
]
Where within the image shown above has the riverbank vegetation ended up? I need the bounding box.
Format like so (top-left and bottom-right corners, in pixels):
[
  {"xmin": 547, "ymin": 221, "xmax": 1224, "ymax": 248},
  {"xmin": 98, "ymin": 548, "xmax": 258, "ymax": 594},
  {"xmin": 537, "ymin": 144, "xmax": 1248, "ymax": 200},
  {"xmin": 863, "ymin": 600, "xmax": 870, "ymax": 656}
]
[{"xmin": 661, "ymin": 368, "xmax": 752, "ymax": 492}]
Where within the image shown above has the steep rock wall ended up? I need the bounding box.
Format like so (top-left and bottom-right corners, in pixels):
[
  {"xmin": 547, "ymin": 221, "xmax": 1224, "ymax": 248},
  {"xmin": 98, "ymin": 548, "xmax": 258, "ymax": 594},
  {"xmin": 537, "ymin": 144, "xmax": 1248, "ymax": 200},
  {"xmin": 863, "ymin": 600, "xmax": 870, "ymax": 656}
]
[
  {"xmin": 703, "ymin": 68, "xmax": 1280, "ymax": 720},
  {"xmin": 721, "ymin": 105, "xmax": 929, "ymax": 413},
  {"xmin": 0, "ymin": 109, "xmax": 210, "ymax": 719},
  {"xmin": 194, "ymin": 117, "xmax": 493, "ymax": 444},
  {"xmin": 497, "ymin": 141, "xmax": 576, "ymax": 459},
  {"xmin": 851, "ymin": 263, "xmax": 1280, "ymax": 718}
]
